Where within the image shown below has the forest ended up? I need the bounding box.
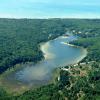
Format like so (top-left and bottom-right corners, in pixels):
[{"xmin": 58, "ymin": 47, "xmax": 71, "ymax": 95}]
[{"xmin": 0, "ymin": 18, "xmax": 100, "ymax": 100}]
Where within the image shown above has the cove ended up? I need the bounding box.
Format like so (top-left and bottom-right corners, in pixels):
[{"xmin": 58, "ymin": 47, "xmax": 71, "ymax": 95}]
[{"xmin": 1, "ymin": 35, "xmax": 87, "ymax": 90}]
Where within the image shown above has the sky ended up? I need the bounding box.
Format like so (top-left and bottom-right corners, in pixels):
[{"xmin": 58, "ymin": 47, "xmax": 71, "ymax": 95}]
[{"xmin": 0, "ymin": 0, "xmax": 100, "ymax": 18}]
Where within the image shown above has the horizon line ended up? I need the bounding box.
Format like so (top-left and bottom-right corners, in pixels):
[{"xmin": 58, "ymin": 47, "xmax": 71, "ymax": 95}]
[{"xmin": 0, "ymin": 17, "xmax": 100, "ymax": 20}]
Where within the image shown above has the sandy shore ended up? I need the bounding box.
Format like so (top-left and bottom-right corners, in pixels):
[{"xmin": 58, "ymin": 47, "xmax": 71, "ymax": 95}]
[{"xmin": 40, "ymin": 42, "xmax": 55, "ymax": 59}]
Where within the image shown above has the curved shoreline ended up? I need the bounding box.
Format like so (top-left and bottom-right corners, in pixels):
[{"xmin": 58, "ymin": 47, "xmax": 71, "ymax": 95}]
[
  {"xmin": 40, "ymin": 35, "xmax": 87, "ymax": 66},
  {"xmin": 0, "ymin": 35, "xmax": 88, "ymax": 95}
]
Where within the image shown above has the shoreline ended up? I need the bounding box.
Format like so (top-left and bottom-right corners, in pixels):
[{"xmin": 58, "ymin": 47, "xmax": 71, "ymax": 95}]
[
  {"xmin": 40, "ymin": 35, "xmax": 87, "ymax": 65},
  {"xmin": 0, "ymin": 34, "xmax": 88, "ymax": 95}
]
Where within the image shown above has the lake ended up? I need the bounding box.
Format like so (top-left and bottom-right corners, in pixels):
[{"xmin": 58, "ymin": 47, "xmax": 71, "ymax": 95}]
[{"xmin": 2, "ymin": 35, "xmax": 87, "ymax": 88}]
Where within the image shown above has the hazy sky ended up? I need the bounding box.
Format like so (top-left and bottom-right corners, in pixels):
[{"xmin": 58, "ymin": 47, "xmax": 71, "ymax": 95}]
[{"xmin": 0, "ymin": 0, "xmax": 100, "ymax": 18}]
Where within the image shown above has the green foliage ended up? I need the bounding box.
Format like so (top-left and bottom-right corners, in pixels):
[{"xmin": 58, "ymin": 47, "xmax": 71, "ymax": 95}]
[
  {"xmin": 58, "ymin": 70, "xmax": 70, "ymax": 89},
  {"xmin": 15, "ymin": 84, "xmax": 64, "ymax": 100}
]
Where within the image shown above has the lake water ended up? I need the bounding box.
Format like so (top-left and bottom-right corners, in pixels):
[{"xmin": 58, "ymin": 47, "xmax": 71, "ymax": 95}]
[{"xmin": 4, "ymin": 35, "xmax": 87, "ymax": 87}]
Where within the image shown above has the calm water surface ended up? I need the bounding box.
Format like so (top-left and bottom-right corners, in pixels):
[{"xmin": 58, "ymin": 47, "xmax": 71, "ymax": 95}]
[{"xmin": 5, "ymin": 35, "xmax": 87, "ymax": 86}]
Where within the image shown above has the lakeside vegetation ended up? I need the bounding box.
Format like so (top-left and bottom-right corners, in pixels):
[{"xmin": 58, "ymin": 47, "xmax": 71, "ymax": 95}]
[{"xmin": 0, "ymin": 18, "xmax": 100, "ymax": 100}]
